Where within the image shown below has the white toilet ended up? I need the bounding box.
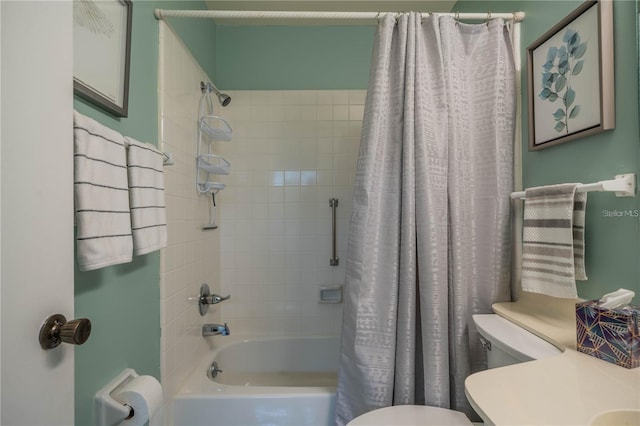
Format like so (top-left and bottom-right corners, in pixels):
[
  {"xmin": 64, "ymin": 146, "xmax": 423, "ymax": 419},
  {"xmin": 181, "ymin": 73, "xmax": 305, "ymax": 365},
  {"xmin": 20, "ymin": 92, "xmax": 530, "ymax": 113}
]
[{"xmin": 347, "ymin": 314, "xmax": 561, "ymax": 425}]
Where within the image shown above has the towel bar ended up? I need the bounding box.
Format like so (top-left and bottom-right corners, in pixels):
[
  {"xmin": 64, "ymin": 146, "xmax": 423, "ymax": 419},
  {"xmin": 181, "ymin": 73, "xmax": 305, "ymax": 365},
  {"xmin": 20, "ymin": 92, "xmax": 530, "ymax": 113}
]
[{"xmin": 510, "ymin": 173, "xmax": 635, "ymax": 199}]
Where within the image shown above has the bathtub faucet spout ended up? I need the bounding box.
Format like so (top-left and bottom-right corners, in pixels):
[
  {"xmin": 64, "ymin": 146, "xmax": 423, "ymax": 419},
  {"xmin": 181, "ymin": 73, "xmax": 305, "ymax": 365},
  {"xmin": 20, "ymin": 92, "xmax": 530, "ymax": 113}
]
[{"xmin": 202, "ymin": 323, "xmax": 230, "ymax": 337}]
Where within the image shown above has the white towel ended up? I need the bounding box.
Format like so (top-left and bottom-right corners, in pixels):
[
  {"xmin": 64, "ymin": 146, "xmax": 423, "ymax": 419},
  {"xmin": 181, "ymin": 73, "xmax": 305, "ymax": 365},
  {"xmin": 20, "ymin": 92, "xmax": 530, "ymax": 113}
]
[
  {"xmin": 73, "ymin": 111, "xmax": 133, "ymax": 271},
  {"xmin": 125, "ymin": 137, "xmax": 168, "ymax": 255},
  {"xmin": 521, "ymin": 183, "xmax": 587, "ymax": 298}
]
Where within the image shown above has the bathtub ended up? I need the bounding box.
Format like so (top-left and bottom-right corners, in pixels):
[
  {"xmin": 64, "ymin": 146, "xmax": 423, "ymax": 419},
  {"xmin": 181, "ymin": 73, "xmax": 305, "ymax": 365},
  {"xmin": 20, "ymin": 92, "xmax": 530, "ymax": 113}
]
[{"xmin": 173, "ymin": 336, "xmax": 340, "ymax": 426}]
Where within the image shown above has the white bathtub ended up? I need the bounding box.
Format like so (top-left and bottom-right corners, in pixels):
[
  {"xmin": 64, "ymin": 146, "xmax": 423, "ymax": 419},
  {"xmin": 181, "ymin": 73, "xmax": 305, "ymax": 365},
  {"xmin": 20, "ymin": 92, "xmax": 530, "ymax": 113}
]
[{"xmin": 173, "ymin": 336, "xmax": 340, "ymax": 426}]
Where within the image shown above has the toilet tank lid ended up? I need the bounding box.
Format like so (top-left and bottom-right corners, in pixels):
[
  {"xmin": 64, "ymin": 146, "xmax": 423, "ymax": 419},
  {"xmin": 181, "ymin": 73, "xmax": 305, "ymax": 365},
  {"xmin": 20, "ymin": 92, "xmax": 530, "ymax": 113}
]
[{"xmin": 472, "ymin": 314, "xmax": 562, "ymax": 361}]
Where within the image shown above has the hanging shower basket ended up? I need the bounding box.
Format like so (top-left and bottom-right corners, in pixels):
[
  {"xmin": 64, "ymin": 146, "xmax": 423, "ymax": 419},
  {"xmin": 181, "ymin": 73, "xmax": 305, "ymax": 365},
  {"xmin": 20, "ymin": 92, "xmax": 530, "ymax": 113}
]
[
  {"xmin": 196, "ymin": 93, "xmax": 232, "ymax": 194},
  {"xmin": 197, "ymin": 181, "xmax": 226, "ymax": 193},
  {"xmin": 199, "ymin": 115, "xmax": 232, "ymax": 141},
  {"xmin": 197, "ymin": 154, "xmax": 230, "ymax": 175}
]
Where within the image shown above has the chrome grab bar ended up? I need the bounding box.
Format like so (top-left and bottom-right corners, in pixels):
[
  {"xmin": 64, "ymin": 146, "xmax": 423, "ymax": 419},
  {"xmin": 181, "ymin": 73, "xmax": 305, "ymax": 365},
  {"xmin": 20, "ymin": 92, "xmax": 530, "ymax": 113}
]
[{"xmin": 330, "ymin": 198, "xmax": 339, "ymax": 266}]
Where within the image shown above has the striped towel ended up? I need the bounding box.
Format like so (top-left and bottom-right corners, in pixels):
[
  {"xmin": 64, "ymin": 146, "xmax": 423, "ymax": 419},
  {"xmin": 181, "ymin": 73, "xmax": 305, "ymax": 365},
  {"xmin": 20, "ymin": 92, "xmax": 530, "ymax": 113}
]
[
  {"xmin": 125, "ymin": 137, "xmax": 167, "ymax": 255},
  {"xmin": 73, "ymin": 111, "xmax": 133, "ymax": 271},
  {"xmin": 521, "ymin": 183, "xmax": 587, "ymax": 299}
]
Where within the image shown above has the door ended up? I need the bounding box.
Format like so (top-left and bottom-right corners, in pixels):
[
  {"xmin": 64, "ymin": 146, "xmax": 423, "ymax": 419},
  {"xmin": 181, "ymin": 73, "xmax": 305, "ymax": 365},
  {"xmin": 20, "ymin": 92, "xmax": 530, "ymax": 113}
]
[{"xmin": 1, "ymin": 1, "xmax": 75, "ymax": 424}]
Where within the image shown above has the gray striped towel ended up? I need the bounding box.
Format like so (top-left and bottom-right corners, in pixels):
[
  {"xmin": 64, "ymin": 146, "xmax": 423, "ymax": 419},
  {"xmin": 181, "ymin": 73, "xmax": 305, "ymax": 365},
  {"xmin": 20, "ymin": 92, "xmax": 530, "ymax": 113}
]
[
  {"xmin": 74, "ymin": 111, "xmax": 133, "ymax": 271},
  {"xmin": 521, "ymin": 183, "xmax": 587, "ymax": 299},
  {"xmin": 125, "ymin": 137, "xmax": 167, "ymax": 255}
]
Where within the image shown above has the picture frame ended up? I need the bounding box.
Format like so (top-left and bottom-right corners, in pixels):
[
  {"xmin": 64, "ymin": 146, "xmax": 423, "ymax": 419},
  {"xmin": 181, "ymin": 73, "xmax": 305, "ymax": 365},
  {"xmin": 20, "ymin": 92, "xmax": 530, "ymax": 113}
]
[
  {"xmin": 73, "ymin": 0, "xmax": 132, "ymax": 117},
  {"xmin": 527, "ymin": 0, "xmax": 614, "ymax": 150}
]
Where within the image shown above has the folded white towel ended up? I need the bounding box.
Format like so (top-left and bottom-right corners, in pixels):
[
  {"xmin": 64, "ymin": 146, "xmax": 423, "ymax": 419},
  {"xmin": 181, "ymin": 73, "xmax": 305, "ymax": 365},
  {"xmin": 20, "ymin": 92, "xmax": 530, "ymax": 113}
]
[
  {"xmin": 125, "ymin": 137, "xmax": 167, "ymax": 255},
  {"xmin": 73, "ymin": 111, "xmax": 133, "ymax": 271},
  {"xmin": 521, "ymin": 183, "xmax": 587, "ymax": 299}
]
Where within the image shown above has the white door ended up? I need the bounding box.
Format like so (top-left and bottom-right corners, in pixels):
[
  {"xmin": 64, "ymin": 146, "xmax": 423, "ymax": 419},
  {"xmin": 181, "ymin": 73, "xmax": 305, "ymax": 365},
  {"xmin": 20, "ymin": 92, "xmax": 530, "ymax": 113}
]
[{"xmin": 1, "ymin": 1, "xmax": 75, "ymax": 424}]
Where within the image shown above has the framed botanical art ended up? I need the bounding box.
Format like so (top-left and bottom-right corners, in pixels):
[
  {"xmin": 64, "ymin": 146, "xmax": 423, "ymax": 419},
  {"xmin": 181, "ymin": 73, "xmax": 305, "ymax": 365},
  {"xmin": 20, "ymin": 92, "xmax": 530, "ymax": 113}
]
[
  {"xmin": 73, "ymin": 0, "xmax": 132, "ymax": 117},
  {"xmin": 527, "ymin": 0, "xmax": 614, "ymax": 150}
]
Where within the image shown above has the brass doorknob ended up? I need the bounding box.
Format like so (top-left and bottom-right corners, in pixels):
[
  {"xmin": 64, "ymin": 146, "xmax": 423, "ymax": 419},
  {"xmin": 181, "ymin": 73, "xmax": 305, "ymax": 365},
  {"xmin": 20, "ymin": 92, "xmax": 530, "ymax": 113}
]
[{"xmin": 39, "ymin": 314, "xmax": 92, "ymax": 350}]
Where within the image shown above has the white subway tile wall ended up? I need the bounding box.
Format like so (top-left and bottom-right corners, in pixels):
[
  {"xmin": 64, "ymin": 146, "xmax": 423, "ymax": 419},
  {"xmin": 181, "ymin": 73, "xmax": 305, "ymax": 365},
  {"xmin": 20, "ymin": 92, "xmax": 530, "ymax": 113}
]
[
  {"xmin": 158, "ymin": 23, "xmax": 222, "ymax": 420},
  {"xmin": 217, "ymin": 89, "xmax": 364, "ymax": 336}
]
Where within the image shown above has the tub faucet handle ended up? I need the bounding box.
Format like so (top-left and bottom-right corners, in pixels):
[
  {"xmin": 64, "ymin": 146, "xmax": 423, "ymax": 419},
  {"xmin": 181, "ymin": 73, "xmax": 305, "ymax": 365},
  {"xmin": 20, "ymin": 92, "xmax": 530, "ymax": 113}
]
[
  {"xmin": 219, "ymin": 323, "xmax": 230, "ymax": 336},
  {"xmin": 197, "ymin": 284, "xmax": 231, "ymax": 316},
  {"xmin": 207, "ymin": 294, "xmax": 231, "ymax": 304}
]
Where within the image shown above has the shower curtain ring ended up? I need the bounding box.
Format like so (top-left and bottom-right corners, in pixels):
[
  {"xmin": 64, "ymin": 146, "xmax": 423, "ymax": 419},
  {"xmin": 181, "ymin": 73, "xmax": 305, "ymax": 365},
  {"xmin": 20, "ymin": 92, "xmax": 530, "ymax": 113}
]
[
  {"xmin": 486, "ymin": 11, "xmax": 492, "ymax": 25},
  {"xmin": 375, "ymin": 11, "xmax": 381, "ymax": 23},
  {"xmin": 455, "ymin": 11, "xmax": 460, "ymax": 25}
]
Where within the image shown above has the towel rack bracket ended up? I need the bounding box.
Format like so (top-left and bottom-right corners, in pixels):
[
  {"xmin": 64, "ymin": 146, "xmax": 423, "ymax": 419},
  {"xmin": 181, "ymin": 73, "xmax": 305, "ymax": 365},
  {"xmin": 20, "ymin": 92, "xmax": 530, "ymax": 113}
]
[
  {"xmin": 612, "ymin": 173, "xmax": 635, "ymax": 197},
  {"xmin": 162, "ymin": 152, "xmax": 174, "ymax": 166}
]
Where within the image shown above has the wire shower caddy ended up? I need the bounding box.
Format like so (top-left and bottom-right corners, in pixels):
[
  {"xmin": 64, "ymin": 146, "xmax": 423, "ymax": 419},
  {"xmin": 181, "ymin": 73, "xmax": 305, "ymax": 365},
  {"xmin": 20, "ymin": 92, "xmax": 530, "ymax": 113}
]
[{"xmin": 196, "ymin": 81, "xmax": 232, "ymax": 194}]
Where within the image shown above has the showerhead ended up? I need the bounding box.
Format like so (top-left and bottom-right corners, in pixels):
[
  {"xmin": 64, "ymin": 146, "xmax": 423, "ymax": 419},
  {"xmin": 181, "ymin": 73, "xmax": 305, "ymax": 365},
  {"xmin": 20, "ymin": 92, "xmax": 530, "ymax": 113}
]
[
  {"xmin": 208, "ymin": 83, "xmax": 231, "ymax": 107},
  {"xmin": 216, "ymin": 92, "xmax": 231, "ymax": 107}
]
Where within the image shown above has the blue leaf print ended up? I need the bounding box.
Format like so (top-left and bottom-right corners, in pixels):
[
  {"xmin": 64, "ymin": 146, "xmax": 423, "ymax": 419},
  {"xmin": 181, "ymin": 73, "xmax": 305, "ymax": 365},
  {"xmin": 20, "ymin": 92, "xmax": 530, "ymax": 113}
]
[
  {"xmin": 555, "ymin": 75, "xmax": 567, "ymax": 92},
  {"xmin": 540, "ymin": 28, "xmax": 586, "ymax": 134},
  {"xmin": 564, "ymin": 87, "xmax": 576, "ymax": 107},
  {"xmin": 553, "ymin": 108, "xmax": 566, "ymax": 120},
  {"xmin": 569, "ymin": 105, "xmax": 581, "ymax": 119},
  {"xmin": 558, "ymin": 60, "xmax": 569, "ymax": 75},
  {"xmin": 574, "ymin": 42, "xmax": 587, "ymax": 59},
  {"xmin": 568, "ymin": 32, "xmax": 580, "ymax": 47},
  {"xmin": 539, "ymin": 88, "xmax": 552, "ymax": 99},
  {"xmin": 562, "ymin": 29, "xmax": 577, "ymax": 43}
]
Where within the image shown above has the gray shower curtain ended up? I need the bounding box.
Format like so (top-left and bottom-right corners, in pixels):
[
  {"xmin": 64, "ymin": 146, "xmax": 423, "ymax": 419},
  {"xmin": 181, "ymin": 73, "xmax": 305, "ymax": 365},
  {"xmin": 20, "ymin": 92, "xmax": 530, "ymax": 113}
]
[{"xmin": 335, "ymin": 13, "xmax": 515, "ymax": 425}]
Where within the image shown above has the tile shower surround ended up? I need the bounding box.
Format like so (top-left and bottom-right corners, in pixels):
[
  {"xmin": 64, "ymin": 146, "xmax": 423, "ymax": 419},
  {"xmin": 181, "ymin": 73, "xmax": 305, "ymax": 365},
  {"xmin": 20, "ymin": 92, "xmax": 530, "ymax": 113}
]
[
  {"xmin": 159, "ymin": 19, "xmax": 365, "ymax": 421},
  {"xmin": 159, "ymin": 23, "xmax": 221, "ymax": 418},
  {"xmin": 216, "ymin": 89, "xmax": 363, "ymax": 336}
]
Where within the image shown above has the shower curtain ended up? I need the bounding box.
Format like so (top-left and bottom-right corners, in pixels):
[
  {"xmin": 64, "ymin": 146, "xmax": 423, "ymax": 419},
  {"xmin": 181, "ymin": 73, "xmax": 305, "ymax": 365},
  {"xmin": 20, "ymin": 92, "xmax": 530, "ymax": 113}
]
[{"xmin": 335, "ymin": 13, "xmax": 515, "ymax": 425}]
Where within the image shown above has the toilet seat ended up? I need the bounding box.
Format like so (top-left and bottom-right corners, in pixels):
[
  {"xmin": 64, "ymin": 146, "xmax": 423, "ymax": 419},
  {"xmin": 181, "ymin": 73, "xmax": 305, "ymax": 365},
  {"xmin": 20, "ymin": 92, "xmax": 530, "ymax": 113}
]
[{"xmin": 347, "ymin": 405, "xmax": 472, "ymax": 425}]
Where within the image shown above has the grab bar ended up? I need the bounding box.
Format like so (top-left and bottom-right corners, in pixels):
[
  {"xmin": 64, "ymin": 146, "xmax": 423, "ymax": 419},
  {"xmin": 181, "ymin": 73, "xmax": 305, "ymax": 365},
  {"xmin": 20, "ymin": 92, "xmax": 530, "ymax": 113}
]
[{"xmin": 330, "ymin": 198, "xmax": 339, "ymax": 266}]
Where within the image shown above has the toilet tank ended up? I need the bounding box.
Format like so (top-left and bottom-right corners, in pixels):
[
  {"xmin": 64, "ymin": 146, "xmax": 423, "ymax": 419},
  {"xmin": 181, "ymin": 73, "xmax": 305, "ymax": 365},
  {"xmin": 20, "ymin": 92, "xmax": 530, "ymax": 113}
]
[{"xmin": 472, "ymin": 314, "xmax": 561, "ymax": 369}]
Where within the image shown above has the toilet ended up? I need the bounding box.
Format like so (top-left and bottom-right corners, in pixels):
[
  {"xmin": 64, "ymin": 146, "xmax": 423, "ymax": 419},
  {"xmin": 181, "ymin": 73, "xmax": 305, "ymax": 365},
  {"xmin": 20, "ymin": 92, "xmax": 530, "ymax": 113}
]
[{"xmin": 347, "ymin": 314, "xmax": 561, "ymax": 425}]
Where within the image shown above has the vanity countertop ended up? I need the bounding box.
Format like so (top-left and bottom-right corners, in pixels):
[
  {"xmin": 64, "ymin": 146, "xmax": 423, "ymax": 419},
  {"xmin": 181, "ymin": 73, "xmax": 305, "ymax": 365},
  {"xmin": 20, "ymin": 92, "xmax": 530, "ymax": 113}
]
[{"xmin": 464, "ymin": 292, "xmax": 640, "ymax": 425}]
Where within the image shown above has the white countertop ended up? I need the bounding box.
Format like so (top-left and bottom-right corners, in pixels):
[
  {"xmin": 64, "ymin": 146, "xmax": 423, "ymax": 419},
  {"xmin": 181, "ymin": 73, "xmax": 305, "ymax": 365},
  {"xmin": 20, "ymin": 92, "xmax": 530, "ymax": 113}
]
[{"xmin": 464, "ymin": 292, "xmax": 640, "ymax": 425}]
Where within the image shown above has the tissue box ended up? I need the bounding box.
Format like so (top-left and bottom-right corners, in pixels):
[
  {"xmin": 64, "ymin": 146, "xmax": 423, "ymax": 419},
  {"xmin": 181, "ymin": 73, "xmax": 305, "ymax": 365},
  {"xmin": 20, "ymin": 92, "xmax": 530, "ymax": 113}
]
[{"xmin": 575, "ymin": 300, "xmax": 640, "ymax": 369}]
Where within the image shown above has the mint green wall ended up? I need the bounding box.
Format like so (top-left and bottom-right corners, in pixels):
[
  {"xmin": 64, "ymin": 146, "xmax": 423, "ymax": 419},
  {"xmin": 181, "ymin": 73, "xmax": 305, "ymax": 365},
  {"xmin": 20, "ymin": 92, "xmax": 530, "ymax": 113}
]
[
  {"xmin": 166, "ymin": 12, "xmax": 217, "ymax": 79},
  {"xmin": 216, "ymin": 25, "xmax": 374, "ymax": 89},
  {"xmin": 455, "ymin": 0, "xmax": 640, "ymax": 302},
  {"xmin": 73, "ymin": 1, "xmax": 216, "ymax": 424}
]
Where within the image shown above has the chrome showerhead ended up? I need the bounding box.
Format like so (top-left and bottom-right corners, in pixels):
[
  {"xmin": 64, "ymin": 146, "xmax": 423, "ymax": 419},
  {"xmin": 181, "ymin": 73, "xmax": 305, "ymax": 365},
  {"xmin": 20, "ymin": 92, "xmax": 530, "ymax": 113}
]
[
  {"xmin": 201, "ymin": 81, "xmax": 231, "ymax": 107},
  {"xmin": 215, "ymin": 91, "xmax": 231, "ymax": 107}
]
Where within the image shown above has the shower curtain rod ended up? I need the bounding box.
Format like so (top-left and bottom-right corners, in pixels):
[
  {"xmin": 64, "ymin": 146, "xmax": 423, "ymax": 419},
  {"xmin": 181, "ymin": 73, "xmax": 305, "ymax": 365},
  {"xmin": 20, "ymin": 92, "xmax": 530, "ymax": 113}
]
[{"xmin": 154, "ymin": 9, "xmax": 525, "ymax": 23}]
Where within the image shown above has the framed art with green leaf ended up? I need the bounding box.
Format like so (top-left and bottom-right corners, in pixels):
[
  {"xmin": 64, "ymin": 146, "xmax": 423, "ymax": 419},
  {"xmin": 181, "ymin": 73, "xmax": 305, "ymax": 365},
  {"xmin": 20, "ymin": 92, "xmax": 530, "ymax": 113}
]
[{"xmin": 527, "ymin": 0, "xmax": 614, "ymax": 150}]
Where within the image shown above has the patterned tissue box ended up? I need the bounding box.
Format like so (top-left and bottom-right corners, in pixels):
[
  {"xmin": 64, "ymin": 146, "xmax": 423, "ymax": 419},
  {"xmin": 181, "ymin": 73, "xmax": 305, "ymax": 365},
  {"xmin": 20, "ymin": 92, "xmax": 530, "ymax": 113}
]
[{"xmin": 576, "ymin": 300, "xmax": 640, "ymax": 369}]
